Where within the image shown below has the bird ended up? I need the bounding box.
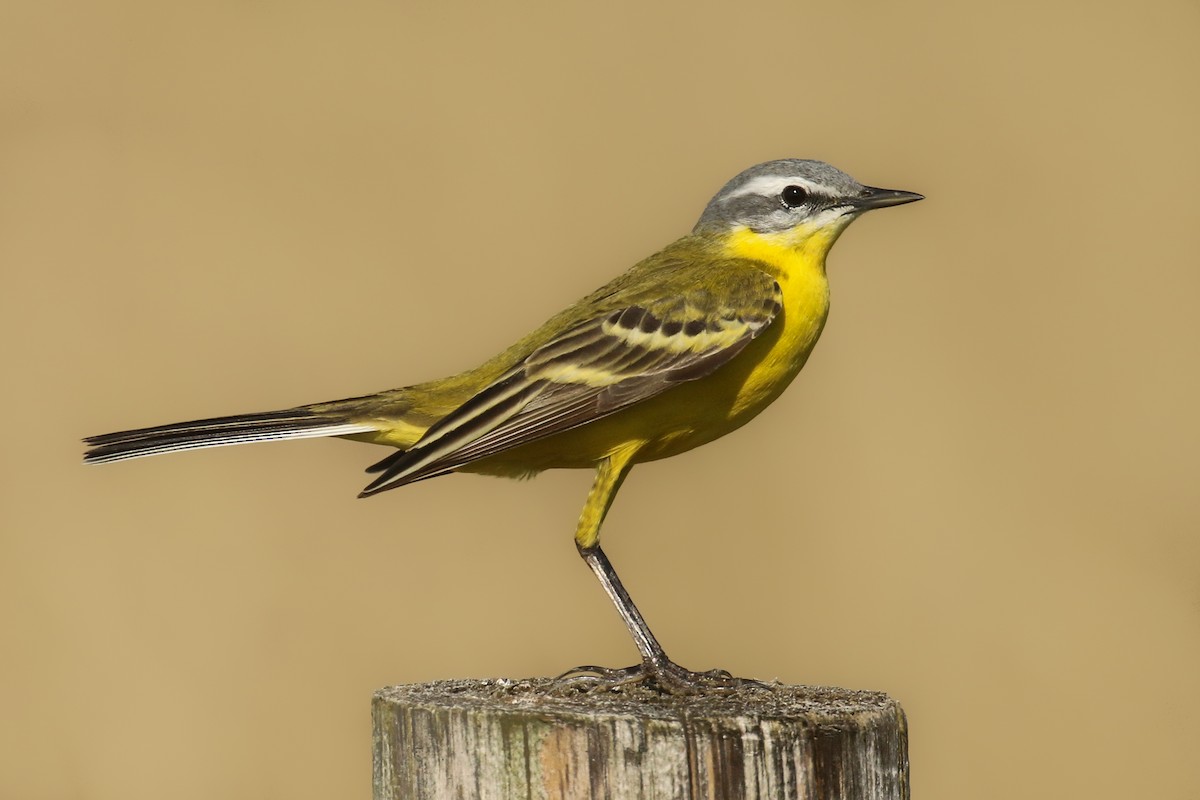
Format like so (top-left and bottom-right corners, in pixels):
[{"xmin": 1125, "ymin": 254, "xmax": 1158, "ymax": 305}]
[{"xmin": 84, "ymin": 159, "xmax": 922, "ymax": 693}]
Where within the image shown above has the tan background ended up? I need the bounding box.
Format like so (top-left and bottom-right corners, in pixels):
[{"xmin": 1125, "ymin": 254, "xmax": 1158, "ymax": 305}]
[{"xmin": 3, "ymin": 1, "xmax": 1198, "ymax": 798}]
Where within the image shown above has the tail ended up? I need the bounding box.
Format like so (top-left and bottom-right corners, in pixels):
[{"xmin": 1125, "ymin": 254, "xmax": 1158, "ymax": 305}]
[{"xmin": 83, "ymin": 407, "xmax": 378, "ymax": 464}]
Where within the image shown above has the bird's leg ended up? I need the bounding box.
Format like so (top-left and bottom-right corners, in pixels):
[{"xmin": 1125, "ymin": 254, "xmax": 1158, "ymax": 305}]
[
  {"xmin": 560, "ymin": 542, "xmax": 763, "ymax": 694},
  {"xmin": 577, "ymin": 542, "xmax": 671, "ymax": 673},
  {"xmin": 555, "ymin": 451, "xmax": 763, "ymax": 694}
]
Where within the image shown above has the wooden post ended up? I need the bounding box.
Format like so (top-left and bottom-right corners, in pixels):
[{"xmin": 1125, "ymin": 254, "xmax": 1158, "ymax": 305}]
[{"xmin": 373, "ymin": 678, "xmax": 908, "ymax": 799}]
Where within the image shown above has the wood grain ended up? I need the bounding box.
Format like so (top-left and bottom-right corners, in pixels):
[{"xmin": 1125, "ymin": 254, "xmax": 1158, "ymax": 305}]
[{"xmin": 373, "ymin": 678, "xmax": 908, "ymax": 799}]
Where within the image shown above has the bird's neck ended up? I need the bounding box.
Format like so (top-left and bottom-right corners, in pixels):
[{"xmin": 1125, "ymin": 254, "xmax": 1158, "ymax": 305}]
[{"xmin": 722, "ymin": 224, "xmax": 844, "ymax": 282}]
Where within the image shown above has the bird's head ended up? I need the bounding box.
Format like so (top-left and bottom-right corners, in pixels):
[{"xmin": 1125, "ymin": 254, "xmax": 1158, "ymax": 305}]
[{"xmin": 693, "ymin": 159, "xmax": 922, "ymax": 254}]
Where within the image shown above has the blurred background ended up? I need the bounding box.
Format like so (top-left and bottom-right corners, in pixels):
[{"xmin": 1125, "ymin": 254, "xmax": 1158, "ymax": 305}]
[{"xmin": 2, "ymin": 2, "xmax": 1197, "ymax": 798}]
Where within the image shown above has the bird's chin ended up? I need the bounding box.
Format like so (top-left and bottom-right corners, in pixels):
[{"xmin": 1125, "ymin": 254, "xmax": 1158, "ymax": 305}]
[{"xmin": 783, "ymin": 210, "xmax": 858, "ymax": 252}]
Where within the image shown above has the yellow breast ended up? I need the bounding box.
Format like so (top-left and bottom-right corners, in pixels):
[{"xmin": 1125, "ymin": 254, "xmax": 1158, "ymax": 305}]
[{"xmin": 717, "ymin": 225, "xmax": 832, "ymax": 417}]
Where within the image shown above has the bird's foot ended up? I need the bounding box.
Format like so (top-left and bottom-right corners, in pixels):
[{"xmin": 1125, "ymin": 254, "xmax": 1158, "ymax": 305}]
[{"xmin": 555, "ymin": 659, "xmax": 769, "ymax": 695}]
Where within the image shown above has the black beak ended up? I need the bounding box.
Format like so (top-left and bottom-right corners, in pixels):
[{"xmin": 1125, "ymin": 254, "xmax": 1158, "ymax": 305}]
[{"xmin": 852, "ymin": 186, "xmax": 924, "ymax": 210}]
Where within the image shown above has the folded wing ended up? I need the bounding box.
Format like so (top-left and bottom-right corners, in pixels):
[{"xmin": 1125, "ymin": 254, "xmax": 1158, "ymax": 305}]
[{"xmin": 360, "ymin": 268, "xmax": 782, "ymax": 495}]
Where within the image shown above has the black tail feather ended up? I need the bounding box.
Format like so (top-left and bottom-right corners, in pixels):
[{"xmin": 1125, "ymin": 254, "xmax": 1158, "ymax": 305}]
[{"xmin": 83, "ymin": 408, "xmax": 375, "ymax": 464}]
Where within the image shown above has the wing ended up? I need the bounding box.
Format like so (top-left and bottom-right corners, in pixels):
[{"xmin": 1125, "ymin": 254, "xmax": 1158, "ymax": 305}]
[{"xmin": 359, "ymin": 267, "xmax": 783, "ymax": 496}]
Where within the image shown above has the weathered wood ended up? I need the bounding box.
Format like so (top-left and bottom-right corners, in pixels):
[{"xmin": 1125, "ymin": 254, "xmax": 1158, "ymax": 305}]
[{"xmin": 373, "ymin": 678, "xmax": 908, "ymax": 800}]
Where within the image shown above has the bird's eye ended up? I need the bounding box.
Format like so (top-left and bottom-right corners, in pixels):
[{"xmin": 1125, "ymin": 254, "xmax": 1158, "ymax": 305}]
[{"xmin": 781, "ymin": 185, "xmax": 809, "ymax": 208}]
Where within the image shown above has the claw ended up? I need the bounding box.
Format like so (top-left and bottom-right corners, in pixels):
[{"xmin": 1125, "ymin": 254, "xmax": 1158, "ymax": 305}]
[{"xmin": 554, "ymin": 660, "xmax": 769, "ymax": 695}]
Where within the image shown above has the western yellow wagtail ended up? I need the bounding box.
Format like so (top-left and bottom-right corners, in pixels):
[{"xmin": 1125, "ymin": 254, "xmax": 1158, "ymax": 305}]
[{"xmin": 85, "ymin": 159, "xmax": 921, "ymax": 693}]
